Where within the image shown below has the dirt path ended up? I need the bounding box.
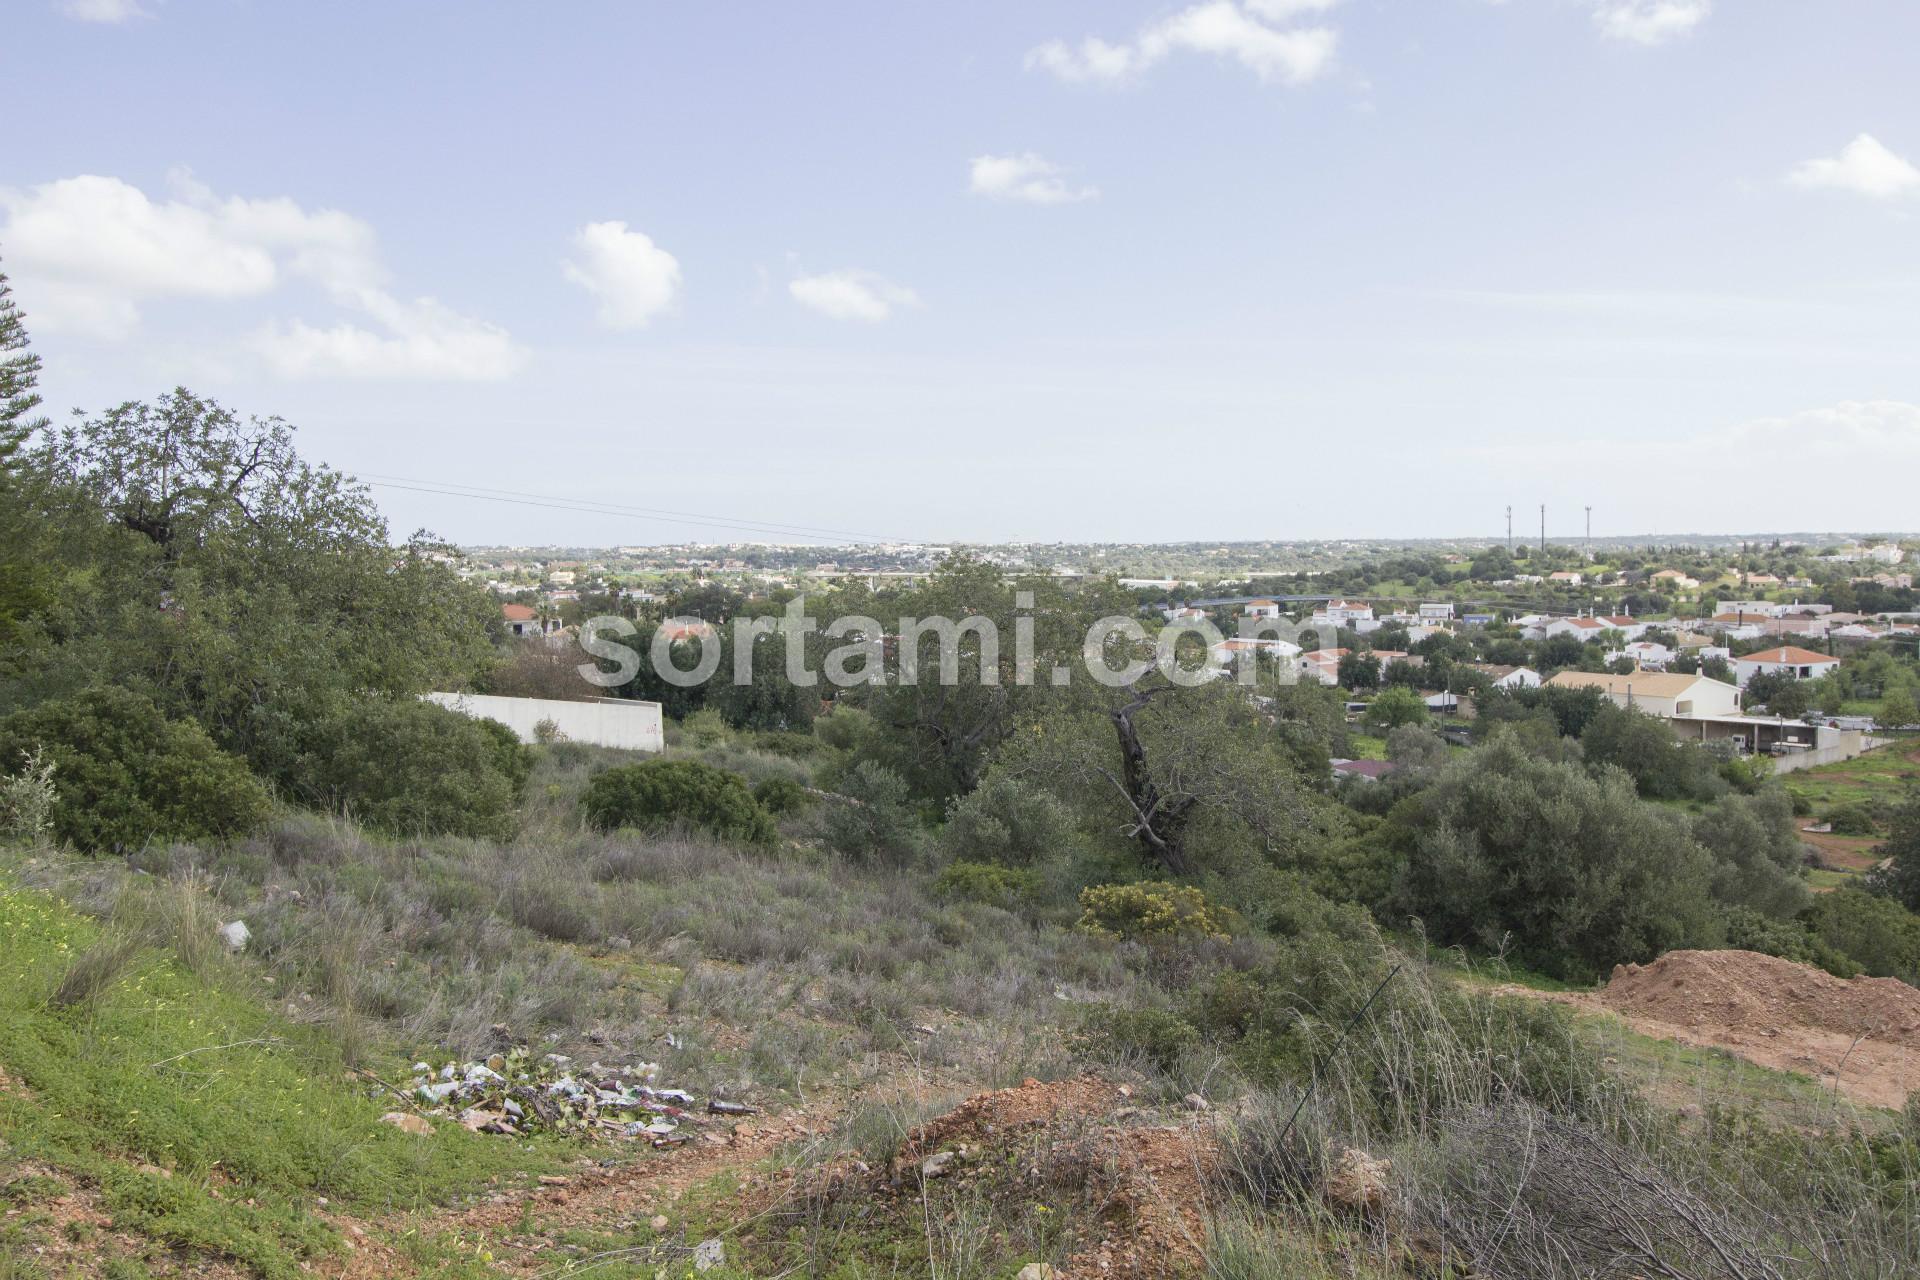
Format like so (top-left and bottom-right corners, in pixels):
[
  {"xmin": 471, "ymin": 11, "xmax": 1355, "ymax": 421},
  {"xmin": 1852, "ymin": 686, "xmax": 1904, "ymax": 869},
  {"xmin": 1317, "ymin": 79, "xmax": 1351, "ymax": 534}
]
[{"xmin": 327, "ymin": 1103, "xmax": 837, "ymax": 1278}]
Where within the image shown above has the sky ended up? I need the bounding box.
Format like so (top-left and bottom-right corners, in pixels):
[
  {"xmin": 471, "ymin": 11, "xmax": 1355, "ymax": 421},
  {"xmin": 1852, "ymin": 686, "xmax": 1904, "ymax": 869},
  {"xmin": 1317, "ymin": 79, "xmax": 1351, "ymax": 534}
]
[{"xmin": 4, "ymin": 0, "xmax": 1919, "ymax": 547}]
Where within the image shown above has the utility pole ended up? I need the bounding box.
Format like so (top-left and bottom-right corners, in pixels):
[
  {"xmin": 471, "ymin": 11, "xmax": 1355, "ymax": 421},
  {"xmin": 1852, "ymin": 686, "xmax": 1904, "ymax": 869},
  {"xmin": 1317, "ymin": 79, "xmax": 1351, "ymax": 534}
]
[
  {"xmin": 1539, "ymin": 504, "xmax": 1546, "ymax": 553},
  {"xmin": 1506, "ymin": 505, "xmax": 1513, "ymax": 553},
  {"xmin": 1585, "ymin": 505, "xmax": 1592, "ymax": 560}
]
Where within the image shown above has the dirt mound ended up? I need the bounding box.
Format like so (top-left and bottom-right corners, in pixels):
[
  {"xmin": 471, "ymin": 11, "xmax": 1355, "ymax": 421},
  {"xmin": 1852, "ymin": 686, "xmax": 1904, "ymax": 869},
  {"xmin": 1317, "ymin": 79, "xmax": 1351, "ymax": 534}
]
[
  {"xmin": 896, "ymin": 1076, "xmax": 1219, "ymax": 1280},
  {"xmin": 898, "ymin": 1074, "xmax": 1123, "ymax": 1159},
  {"xmin": 1601, "ymin": 950, "xmax": 1920, "ymax": 1046}
]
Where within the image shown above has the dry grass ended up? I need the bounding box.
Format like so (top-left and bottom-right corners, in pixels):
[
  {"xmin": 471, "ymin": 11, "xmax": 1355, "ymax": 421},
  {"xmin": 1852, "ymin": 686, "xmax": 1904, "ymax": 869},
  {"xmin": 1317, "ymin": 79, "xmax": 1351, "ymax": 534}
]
[{"xmin": 12, "ymin": 747, "xmax": 1147, "ymax": 1100}]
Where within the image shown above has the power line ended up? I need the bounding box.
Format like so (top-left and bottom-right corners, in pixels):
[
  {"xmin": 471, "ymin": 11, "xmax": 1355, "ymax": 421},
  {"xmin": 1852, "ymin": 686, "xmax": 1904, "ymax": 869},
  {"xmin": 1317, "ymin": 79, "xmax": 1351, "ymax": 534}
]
[{"xmin": 354, "ymin": 473, "xmax": 908, "ymax": 545}]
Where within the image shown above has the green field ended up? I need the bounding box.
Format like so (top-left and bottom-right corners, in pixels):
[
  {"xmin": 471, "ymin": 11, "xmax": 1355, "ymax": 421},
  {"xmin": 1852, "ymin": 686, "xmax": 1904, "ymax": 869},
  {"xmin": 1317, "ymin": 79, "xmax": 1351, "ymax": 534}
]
[
  {"xmin": 1782, "ymin": 737, "xmax": 1920, "ymax": 816},
  {"xmin": 0, "ymin": 874, "xmax": 561, "ymax": 1278}
]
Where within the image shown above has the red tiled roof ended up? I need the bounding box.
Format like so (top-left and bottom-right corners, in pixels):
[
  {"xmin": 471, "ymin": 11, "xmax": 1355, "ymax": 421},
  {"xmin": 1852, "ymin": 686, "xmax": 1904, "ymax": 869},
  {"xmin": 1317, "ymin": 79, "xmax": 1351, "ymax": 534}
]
[
  {"xmin": 502, "ymin": 604, "xmax": 537, "ymax": 621},
  {"xmin": 1738, "ymin": 646, "xmax": 1837, "ymax": 666}
]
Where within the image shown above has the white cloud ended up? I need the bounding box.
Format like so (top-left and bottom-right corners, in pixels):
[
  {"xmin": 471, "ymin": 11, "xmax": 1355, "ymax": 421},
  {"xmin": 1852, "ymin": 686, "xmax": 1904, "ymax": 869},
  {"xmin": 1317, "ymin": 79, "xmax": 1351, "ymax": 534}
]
[
  {"xmin": 788, "ymin": 270, "xmax": 920, "ymax": 323},
  {"xmin": 1028, "ymin": 1, "xmax": 1340, "ymax": 86},
  {"xmin": 1787, "ymin": 134, "xmax": 1920, "ymax": 201},
  {"xmin": 1485, "ymin": 401, "xmax": 1920, "ymax": 523},
  {"xmin": 1244, "ymin": 0, "xmax": 1343, "ymax": 18},
  {"xmin": 1591, "ymin": 0, "xmax": 1711, "ymax": 46},
  {"xmin": 251, "ymin": 295, "xmax": 521, "ymax": 382},
  {"xmin": 58, "ymin": 0, "xmax": 153, "ymax": 23},
  {"xmin": 968, "ymin": 153, "xmax": 1098, "ymax": 205},
  {"xmin": 0, "ymin": 171, "xmax": 522, "ymax": 378},
  {"xmin": 562, "ymin": 221, "xmax": 682, "ymax": 329},
  {"xmin": 1707, "ymin": 401, "xmax": 1920, "ymax": 464}
]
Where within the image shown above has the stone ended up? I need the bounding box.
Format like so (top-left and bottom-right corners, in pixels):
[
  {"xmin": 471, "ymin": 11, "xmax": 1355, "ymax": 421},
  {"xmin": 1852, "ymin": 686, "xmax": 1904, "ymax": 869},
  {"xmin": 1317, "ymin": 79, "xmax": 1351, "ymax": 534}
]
[
  {"xmin": 920, "ymin": 1150, "xmax": 957, "ymax": 1179},
  {"xmin": 1324, "ymin": 1147, "xmax": 1391, "ymax": 1216},
  {"xmin": 649, "ymin": 1214, "xmax": 670, "ymax": 1232},
  {"xmin": 692, "ymin": 1237, "xmax": 725, "ymax": 1272},
  {"xmin": 379, "ymin": 1112, "xmax": 432, "ymax": 1136},
  {"xmin": 218, "ymin": 920, "xmax": 251, "ymax": 951},
  {"xmin": 1181, "ymin": 1093, "xmax": 1210, "ymax": 1112},
  {"xmin": 1017, "ymin": 1266, "xmax": 1057, "ymax": 1280}
]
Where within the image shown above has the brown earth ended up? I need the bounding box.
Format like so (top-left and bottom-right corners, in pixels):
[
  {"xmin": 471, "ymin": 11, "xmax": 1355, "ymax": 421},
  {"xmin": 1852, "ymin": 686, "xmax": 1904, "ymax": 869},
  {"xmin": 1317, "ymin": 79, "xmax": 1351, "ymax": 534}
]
[
  {"xmin": 1498, "ymin": 949, "xmax": 1920, "ymax": 1110},
  {"xmin": 1797, "ymin": 825, "xmax": 1883, "ymax": 876},
  {"xmin": 325, "ymin": 1075, "xmax": 1223, "ymax": 1280},
  {"xmin": 891, "ymin": 1075, "xmax": 1218, "ymax": 1280}
]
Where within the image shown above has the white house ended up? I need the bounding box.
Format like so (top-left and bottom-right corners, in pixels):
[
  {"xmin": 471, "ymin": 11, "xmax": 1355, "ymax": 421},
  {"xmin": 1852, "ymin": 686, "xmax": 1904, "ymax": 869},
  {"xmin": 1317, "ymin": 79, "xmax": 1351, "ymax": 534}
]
[
  {"xmin": 1607, "ymin": 641, "xmax": 1675, "ymax": 670},
  {"xmin": 1651, "ymin": 570, "xmax": 1701, "ymax": 590},
  {"xmin": 1595, "ymin": 614, "xmax": 1652, "ymax": 641},
  {"xmin": 1541, "ymin": 616, "xmax": 1608, "ymax": 642},
  {"xmin": 1544, "ymin": 670, "xmax": 1742, "ymax": 720},
  {"xmin": 1311, "ymin": 600, "xmax": 1375, "ymax": 628},
  {"xmin": 1210, "ymin": 636, "xmax": 1301, "ymax": 676},
  {"xmin": 1243, "ymin": 599, "xmax": 1283, "ymax": 619},
  {"xmin": 1732, "ymin": 646, "xmax": 1841, "ymax": 688},
  {"xmin": 1468, "ymin": 664, "xmax": 1541, "ymax": 690},
  {"xmin": 502, "ymin": 603, "xmax": 562, "ymax": 638},
  {"xmin": 1417, "ymin": 602, "xmax": 1455, "ymax": 622},
  {"xmin": 1720, "ymin": 600, "xmax": 1790, "ymax": 619},
  {"xmin": 1297, "ymin": 648, "xmax": 1348, "ymax": 685},
  {"xmin": 1707, "ymin": 616, "xmax": 1765, "ymax": 642}
]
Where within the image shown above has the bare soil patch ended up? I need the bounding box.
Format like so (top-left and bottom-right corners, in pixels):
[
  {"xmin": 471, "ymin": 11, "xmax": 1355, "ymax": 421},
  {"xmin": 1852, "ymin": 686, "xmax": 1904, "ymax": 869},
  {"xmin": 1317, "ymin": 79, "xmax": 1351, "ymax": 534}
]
[{"xmin": 1498, "ymin": 949, "xmax": 1920, "ymax": 1110}]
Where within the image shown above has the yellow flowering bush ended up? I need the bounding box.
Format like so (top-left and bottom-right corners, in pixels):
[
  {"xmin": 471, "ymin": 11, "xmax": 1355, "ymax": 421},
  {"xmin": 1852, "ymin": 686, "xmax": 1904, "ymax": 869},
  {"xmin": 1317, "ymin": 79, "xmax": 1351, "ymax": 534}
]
[{"xmin": 1077, "ymin": 881, "xmax": 1230, "ymax": 942}]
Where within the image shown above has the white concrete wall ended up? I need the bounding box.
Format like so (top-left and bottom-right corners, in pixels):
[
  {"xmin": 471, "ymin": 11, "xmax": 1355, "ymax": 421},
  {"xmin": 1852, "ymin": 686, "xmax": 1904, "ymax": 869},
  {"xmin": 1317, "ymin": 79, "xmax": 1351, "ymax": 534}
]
[
  {"xmin": 426, "ymin": 693, "xmax": 663, "ymax": 752},
  {"xmin": 1768, "ymin": 733, "xmax": 1883, "ymax": 775}
]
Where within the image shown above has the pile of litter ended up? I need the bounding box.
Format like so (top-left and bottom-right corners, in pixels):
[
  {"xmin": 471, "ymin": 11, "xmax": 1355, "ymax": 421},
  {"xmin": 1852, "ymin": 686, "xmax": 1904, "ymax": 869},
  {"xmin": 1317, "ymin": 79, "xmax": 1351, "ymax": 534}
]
[{"xmin": 393, "ymin": 1047, "xmax": 753, "ymax": 1142}]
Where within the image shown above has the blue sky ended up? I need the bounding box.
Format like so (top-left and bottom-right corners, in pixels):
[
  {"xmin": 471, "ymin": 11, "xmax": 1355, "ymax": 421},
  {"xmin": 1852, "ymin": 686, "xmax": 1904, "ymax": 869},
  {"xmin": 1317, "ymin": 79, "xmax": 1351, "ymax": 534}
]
[{"xmin": 6, "ymin": 0, "xmax": 1919, "ymax": 545}]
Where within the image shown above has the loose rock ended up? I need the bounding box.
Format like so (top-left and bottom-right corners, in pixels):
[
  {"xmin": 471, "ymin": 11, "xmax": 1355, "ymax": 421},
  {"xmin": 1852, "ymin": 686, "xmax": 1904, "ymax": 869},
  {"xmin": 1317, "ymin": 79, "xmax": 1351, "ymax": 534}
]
[{"xmin": 379, "ymin": 1112, "xmax": 432, "ymax": 1137}]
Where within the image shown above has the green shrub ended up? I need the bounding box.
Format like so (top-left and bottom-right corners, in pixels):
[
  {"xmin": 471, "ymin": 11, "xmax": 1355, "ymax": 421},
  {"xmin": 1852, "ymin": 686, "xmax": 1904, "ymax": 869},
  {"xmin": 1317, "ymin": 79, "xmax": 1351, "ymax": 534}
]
[
  {"xmin": 1392, "ymin": 734, "xmax": 1719, "ymax": 981},
  {"xmin": 1076, "ymin": 1004, "xmax": 1200, "ymax": 1071},
  {"xmin": 934, "ymin": 859, "xmax": 1042, "ymax": 909},
  {"xmin": 299, "ymin": 699, "xmax": 529, "ymax": 839},
  {"xmin": 753, "ymin": 730, "xmax": 822, "ymax": 759},
  {"xmin": 817, "ymin": 761, "xmax": 927, "ymax": 865},
  {"xmin": 1720, "ymin": 906, "xmax": 1858, "ymax": 977},
  {"xmin": 939, "ymin": 772, "xmax": 1084, "ymax": 866},
  {"xmin": 1825, "ymin": 802, "xmax": 1877, "ymax": 836},
  {"xmin": 1806, "ymin": 888, "xmax": 1920, "ymax": 985},
  {"xmin": 1078, "ymin": 881, "xmax": 1230, "ymax": 942},
  {"xmin": 751, "ymin": 775, "xmax": 812, "ymax": 816},
  {"xmin": 582, "ymin": 759, "xmax": 775, "ymax": 844},
  {"xmin": 0, "ymin": 745, "xmax": 58, "ymax": 843},
  {"xmin": 679, "ymin": 708, "xmax": 733, "ymax": 748},
  {"xmin": 0, "ymin": 688, "xmax": 269, "ymax": 854}
]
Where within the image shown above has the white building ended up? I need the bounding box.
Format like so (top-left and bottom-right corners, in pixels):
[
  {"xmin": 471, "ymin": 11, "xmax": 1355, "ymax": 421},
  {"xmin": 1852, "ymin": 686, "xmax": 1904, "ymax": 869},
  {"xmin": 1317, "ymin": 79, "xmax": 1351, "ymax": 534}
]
[
  {"xmin": 1595, "ymin": 614, "xmax": 1652, "ymax": 641},
  {"xmin": 1311, "ymin": 600, "xmax": 1375, "ymax": 628},
  {"xmin": 1732, "ymin": 646, "xmax": 1842, "ymax": 688},
  {"xmin": 1540, "ymin": 616, "xmax": 1608, "ymax": 641},
  {"xmin": 1417, "ymin": 602, "xmax": 1455, "ymax": 622},
  {"xmin": 1607, "ymin": 641, "xmax": 1675, "ymax": 670},
  {"xmin": 1545, "ymin": 670, "xmax": 1742, "ymax": 719},
  {"xmin": 1468, "ymin": 664, "xmax": 1542, "ymax": 689},
  {"xmin": 1720, "ymin": 600, "xmax": 1790, "ymax": 619},
  {"xmin": 1297, "ymin": 648, "xmax": 1347, "ymax": 685}
]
